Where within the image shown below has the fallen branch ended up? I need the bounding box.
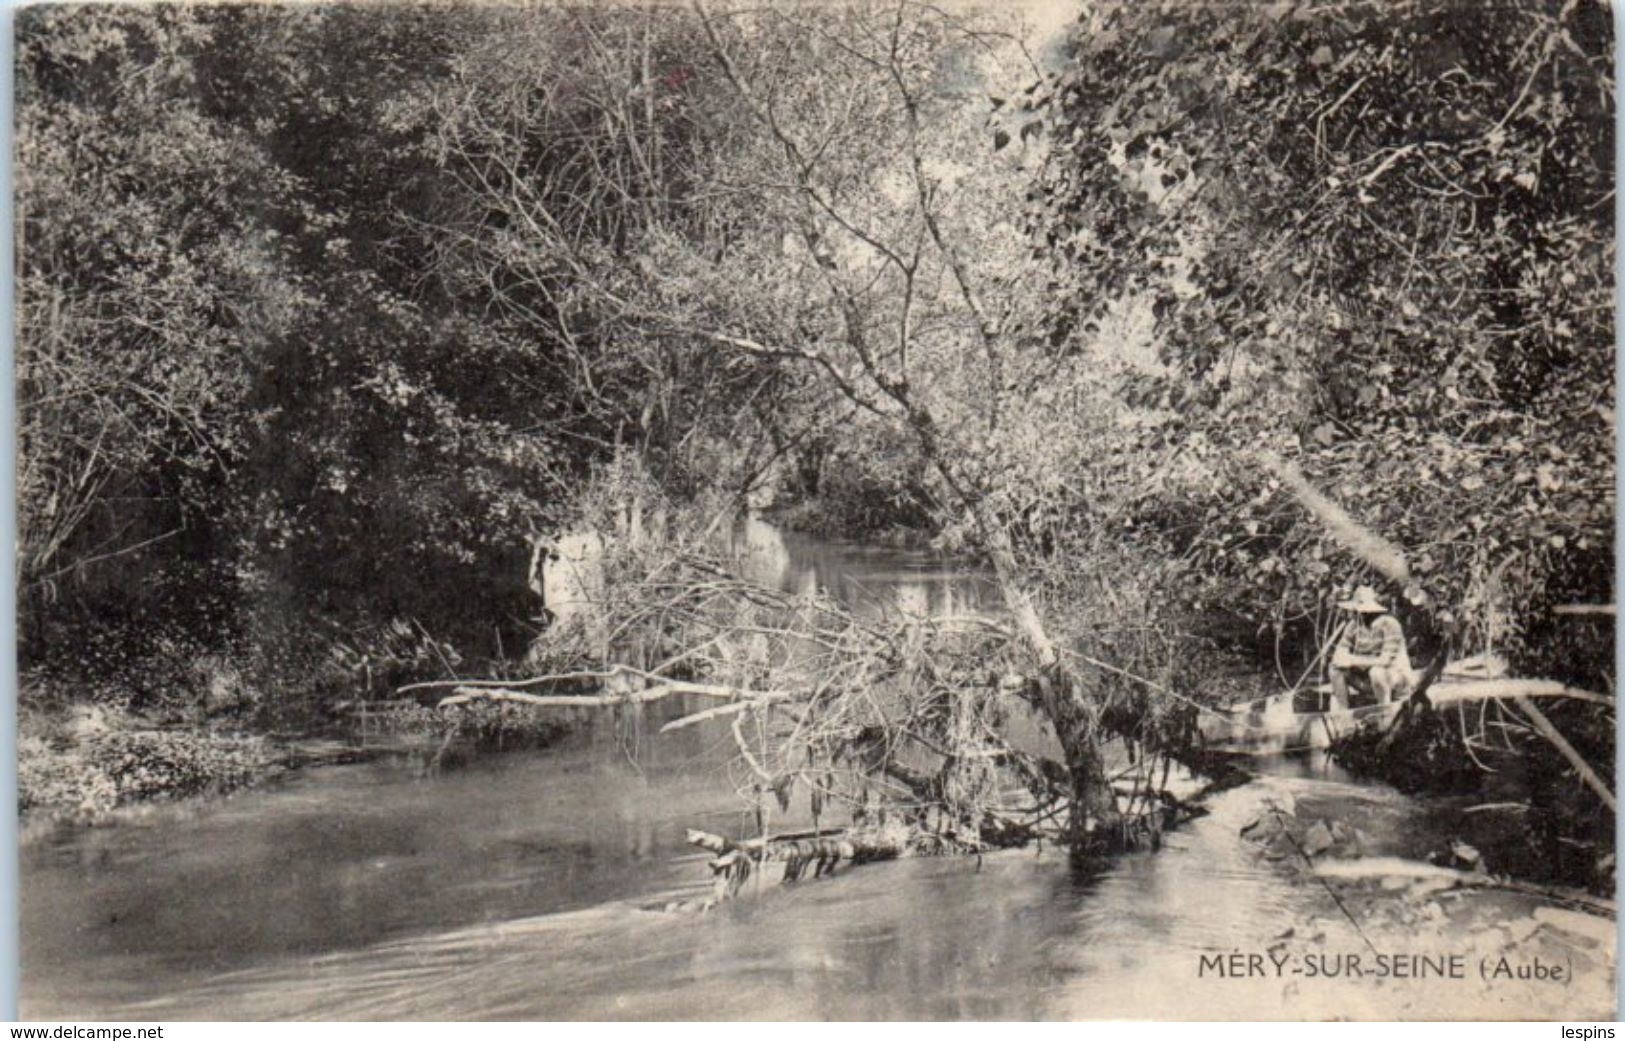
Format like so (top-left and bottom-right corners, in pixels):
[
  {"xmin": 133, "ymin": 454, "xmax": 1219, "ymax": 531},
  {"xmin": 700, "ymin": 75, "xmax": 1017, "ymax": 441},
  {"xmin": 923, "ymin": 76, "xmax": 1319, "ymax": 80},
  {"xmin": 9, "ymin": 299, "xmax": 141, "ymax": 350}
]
[
  {"xmin": 435, "ymin": 686, "xmax": 680, "ymax": 710},
  {"xmin": 402, "ymin": 663, "xmax": 744, "ymax": 698},
  {"xmin": 329, "ymin": 698, "xmax": 425, "ymax": 714},
  {"xmin": 687, "ymin": 826, "xmax": 901, "ymax": 863},
  {"xmin": 434, "ymin": 675, "xmax": 778, "ymax": 711},
  {"xmin": 1510, "ymin": 695, "xmax": 1616, "ymax": 812},
  {"xmin": 409, "ymin": 647, "xmax": 807, "ymax": 713},
  {"xmin": 1256, "ymin": 450, "xmax": 1410, "ymax": 584},
  {"xmin": 1378, "ymin": 673, "xmax": 1611, "ymax": 755},
  {"xmin": 399, "ymin": 668, "xmax": 625, "ymax": 696},
  {"xmin": 688, "ymin": 826, "xmax": 909, "ymax": 898},
  {"xmin": 1430, "ymin": 679, "xmax": 1614, "ymax": 710},
  {"xmin": 658, "ymin": 691, "xmax": 802, "ymax": 733}
]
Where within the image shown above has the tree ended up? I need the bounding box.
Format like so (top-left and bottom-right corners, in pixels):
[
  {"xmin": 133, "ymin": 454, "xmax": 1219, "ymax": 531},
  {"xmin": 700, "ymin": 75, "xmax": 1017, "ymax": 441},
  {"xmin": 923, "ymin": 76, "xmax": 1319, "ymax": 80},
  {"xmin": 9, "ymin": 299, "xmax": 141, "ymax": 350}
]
[
  {"xmin": 588, "ymin": 0, "xmax": 1174, "ymax": 848},
  {"xmin": 16, "ymin": 6, "xmax": 619, "ymax": 688},
  {"xmin": 16, "ymin": 5, "xmax": 303, "ymax": 640},
  {"xmin": 1034, "ymin": 0, "xmax": 1614, "ymax": 688}
]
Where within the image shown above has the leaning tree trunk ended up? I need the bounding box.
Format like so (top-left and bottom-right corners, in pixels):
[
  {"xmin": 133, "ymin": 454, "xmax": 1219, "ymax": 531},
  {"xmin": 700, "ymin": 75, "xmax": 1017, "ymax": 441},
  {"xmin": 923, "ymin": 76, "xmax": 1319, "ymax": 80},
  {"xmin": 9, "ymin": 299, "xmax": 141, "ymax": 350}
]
[
  {"xmin": 689, "ymin": 2, "xmax": 1130, "ymax": 858},
  {"xmin": 969, "ymin": 498, "xmax": 1123, "ymax": 852},
  {"xmin": 899, "ymin": 403, "xmax": 1125, "ymax": 854}
]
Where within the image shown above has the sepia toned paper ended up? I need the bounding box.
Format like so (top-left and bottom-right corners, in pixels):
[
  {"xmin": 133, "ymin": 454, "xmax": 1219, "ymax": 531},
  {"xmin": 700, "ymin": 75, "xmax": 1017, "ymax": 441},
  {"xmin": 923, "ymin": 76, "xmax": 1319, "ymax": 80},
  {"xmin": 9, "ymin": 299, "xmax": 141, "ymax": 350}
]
[{"xmin": 14, "ymin": 0, "xmax": 1616, "ymax": 1022}]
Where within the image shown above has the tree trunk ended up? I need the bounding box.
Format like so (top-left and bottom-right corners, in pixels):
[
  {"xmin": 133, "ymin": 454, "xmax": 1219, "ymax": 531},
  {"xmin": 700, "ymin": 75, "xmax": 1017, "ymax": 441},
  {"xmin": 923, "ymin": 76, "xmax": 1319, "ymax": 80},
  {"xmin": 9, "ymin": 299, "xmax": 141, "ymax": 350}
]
[
  {"xmin": 967, "ymin": 498, "xmax": 1122, "ymax": 852},
  {"xmin": 895, "ymin": 399, "xmax": 1124, "ymax": 854},
  {"xmin": 687, "ymin": 827, "xmax": 905, "ymax": 900},
  {"xmin": 687, "ymin": 827, "xmax": 903, "ymax": 865}
]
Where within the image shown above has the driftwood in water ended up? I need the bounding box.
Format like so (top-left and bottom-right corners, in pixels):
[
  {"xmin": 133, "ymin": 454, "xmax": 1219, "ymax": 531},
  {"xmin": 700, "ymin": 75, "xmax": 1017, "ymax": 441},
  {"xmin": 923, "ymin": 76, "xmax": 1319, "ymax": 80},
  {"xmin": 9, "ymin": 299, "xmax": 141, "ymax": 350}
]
[
  {"xmin": 437, "ymin": 685, "xmax": 678, "ymax": 710},
  {"xmin": 399, "ymin": 667, "xmax": 623, "ymax": 697},
  {"xmin": 687, "ymin": 827, "xmax": 907, "ymax": 898},
  {"xmin": 426, "ymin": 670, "xmax": 797, "ymax": 714},
  {"xmin": 404, "ymin": 663, "xmax": 784, "ymax": 701},
  {"xmin": 688, "ymin": 827, "xmax": 904, "ymax": 865},
  {"xmin": 683, "ymin": 783, "xmax": 1203, "ymax": 905}
]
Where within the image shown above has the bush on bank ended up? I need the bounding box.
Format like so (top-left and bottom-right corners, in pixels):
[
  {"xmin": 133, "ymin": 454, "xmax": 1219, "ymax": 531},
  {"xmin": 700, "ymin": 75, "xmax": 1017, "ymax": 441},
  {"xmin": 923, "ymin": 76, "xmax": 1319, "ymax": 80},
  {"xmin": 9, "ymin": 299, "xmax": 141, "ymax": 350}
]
[{"xmin": 18, "ymin": 704, "xmax": 273, "ymax": 821}]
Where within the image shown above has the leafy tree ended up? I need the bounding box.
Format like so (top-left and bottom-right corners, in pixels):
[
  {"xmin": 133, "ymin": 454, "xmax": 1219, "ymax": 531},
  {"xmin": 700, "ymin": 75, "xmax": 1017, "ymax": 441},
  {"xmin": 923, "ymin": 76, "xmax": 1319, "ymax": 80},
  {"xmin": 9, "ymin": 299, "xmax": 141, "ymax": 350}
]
[
  {"xmin": 16, "ymin": 5, "xmax": 304, "ymax": 642},
  {"xmin": 566, "ymin": 1, "xmax": 1193, "ymax": 847},
  {"xmin": 1034, "ymin": 0, "xmax": 1614, "ymax": 686},
  {"xmin": 17, "ymin": 6, "xmax": 607, "ymax": 690},
  {"xmin": 395, "ymin": 4, "xmax": 810, "ymax": 504}
]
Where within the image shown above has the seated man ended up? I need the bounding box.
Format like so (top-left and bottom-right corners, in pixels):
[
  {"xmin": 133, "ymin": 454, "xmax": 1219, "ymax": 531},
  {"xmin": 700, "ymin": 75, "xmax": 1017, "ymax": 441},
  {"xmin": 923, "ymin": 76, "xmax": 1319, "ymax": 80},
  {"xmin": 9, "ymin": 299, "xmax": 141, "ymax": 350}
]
[{"xmin": 1329, "ymin": 585, "xmax": 1412, "ymax": 709}]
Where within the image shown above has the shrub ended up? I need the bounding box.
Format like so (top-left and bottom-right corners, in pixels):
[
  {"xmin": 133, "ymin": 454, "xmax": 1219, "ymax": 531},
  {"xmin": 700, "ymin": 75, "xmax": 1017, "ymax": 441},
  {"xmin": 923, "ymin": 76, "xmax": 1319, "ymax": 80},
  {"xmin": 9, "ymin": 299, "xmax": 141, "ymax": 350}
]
[
  {"xmin": 17, "ymin": 735, "xmax": 118, "ymax": 819},
  {"xmin": 87, "ymin": 730, "xmax": 271, "ymax": 803},
  {"xmin": 18, "ymin": 703, "xmax": 274, "ymax": 820}
]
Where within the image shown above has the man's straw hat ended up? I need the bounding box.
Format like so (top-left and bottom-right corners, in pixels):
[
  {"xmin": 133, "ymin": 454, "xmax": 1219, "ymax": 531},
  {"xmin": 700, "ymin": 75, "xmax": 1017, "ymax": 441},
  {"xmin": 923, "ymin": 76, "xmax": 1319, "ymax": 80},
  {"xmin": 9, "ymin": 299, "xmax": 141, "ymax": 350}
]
[{"xmin": 1338, "ymin": 585, "xmax": 1387, "ymax": 614}]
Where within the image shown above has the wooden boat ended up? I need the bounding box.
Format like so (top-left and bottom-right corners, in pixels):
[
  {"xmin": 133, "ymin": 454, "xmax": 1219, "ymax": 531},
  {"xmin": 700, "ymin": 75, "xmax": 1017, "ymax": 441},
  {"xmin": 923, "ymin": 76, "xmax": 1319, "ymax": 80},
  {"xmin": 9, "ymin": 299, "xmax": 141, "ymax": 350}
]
[
  {"xmin": 1197, "ymin": 656, "xmax": 1603, "ymax": 756},
  {"xmin": 1197, "ymin": 689, "xmax": 1397, "ymax": 754}
]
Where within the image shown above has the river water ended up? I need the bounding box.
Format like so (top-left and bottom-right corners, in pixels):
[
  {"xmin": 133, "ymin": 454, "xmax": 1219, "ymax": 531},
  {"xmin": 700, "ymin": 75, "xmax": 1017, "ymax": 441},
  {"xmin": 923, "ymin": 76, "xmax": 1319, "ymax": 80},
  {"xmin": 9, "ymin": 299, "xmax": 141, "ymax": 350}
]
[{"xmin": 20, "ymin": 521, "xmax": 1615, "ymax": 1020}]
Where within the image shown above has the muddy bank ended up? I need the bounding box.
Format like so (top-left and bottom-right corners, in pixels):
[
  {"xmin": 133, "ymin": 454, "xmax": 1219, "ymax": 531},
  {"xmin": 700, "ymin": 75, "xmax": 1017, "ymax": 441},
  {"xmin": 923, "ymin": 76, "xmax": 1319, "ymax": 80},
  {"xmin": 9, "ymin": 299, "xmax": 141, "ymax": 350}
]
[{"xmin": 1330, "ymin": 695, "xmax": 1615, "ymax": 894}]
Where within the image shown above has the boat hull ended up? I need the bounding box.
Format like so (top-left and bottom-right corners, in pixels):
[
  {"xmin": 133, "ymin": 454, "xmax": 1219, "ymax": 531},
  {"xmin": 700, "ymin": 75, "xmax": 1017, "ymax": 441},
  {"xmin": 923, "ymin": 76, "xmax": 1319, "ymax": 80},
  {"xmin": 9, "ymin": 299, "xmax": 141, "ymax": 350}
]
[
  {"xmin": 1198, "ymin": 692, "xmax": 1402, "ymax": 755},
  {"xmin": 1199, "ymin": 664, "xmax": 1537, "ymax": 756}
]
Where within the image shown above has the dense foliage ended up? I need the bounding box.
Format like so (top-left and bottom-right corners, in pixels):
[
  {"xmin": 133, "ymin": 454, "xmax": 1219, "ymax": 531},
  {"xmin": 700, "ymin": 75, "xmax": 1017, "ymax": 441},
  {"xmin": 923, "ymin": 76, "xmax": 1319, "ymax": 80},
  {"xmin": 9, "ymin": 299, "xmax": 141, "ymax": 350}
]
[
  {"xmin": 16, "ymin": 5, "xmax": 762, "ymax": 708},
  {"xmin": 17, "ymin": 0, "xmax": 1613, "ymax": 778},
  {"xmin": 18, "ymin": 709, "xmax": 270, "ymax": 819},
  {"xmin": 1032, "ymin": 0, "xmax": 1614, "ymax": 685}
]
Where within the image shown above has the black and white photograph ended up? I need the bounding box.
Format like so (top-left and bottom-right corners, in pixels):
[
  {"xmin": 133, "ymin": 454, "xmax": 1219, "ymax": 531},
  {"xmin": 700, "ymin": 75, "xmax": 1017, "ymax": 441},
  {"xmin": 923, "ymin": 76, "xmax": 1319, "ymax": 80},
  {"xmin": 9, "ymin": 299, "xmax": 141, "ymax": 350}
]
[{"xmin": 13, "ymin": 0, "xmax": 1617, "ymax": 1021}]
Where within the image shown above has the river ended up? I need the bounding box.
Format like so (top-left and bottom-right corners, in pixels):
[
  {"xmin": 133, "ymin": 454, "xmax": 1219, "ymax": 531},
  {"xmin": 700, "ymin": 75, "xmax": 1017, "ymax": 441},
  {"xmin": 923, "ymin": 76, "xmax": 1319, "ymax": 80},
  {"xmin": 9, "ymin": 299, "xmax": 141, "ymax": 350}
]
[{"xmin": 19, "ymin": 521, "xmax": 1615, "ymax": 1020}]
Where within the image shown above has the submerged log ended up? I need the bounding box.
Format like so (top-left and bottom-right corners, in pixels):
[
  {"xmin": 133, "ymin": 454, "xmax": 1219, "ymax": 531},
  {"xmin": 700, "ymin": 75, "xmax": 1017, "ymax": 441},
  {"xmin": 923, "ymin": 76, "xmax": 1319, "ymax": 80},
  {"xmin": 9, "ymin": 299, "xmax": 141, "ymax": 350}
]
[
  {"xmin": 682, "ymin": 786, "xmax": 1197, "ymax": 903},
  {"xmin": 687, "ymin": 826, "xmax": 908, "ymax": 898},
  {"xmin": 687, "ymin": 827, "xmax": 904, "ymax": 865}
]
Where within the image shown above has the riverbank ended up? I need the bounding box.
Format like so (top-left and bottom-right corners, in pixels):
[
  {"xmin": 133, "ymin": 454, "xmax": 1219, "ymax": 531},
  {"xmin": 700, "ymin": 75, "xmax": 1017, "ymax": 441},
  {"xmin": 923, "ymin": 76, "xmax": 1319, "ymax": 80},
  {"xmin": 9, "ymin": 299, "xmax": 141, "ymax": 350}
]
[
  {"xmin": 1329, "ymin": 697, "xmax": 1615, "ymax": 894},
  {"xmin": 16, "ymin": 692, "xmax": 574, "ymax": 837},
  {"xmin": 19, "ymin": 514, "xmax": 1613, "ymax": 1019},
  {"xmin": 18, "ymin": 702, "xmax": 277, "ymax": 828},
  {"xmin": 1222, "ymin": 773, "xmax": 1615, "ymax": 1020}
]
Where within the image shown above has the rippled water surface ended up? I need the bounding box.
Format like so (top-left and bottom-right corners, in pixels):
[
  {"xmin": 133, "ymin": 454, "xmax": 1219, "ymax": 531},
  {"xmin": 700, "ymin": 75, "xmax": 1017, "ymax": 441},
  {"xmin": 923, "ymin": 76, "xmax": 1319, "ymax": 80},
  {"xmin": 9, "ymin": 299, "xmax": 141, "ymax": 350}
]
[{"xmin": 21, "ymin": 523, "xmax": 1504, "ymax": 1020}]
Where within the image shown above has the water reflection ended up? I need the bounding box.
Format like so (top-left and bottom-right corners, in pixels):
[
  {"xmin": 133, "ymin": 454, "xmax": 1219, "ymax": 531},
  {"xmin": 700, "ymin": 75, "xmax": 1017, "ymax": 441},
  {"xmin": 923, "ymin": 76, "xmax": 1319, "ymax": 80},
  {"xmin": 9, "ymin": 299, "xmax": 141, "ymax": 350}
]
[
  {"xmin": 731, "ymin": 515, "xmax": 999, "ymax": 624},
  {"xmin": 76, "ymin": 774, "xmax": 1332, "ymax": 1021},
  {"xmin": 19, "ymin": 522, "xmax": 1408, "ymax": 1020}
]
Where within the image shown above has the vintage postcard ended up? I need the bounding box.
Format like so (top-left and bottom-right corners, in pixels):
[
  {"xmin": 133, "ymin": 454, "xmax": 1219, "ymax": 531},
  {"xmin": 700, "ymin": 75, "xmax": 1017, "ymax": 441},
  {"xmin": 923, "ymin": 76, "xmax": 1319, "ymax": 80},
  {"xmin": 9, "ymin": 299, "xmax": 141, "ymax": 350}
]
[{"xmin": 14, "ymin": 0, "xmax": 1615, "ymax": 1021}]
